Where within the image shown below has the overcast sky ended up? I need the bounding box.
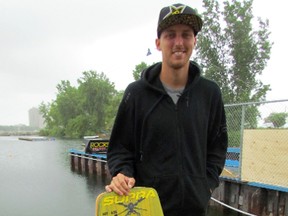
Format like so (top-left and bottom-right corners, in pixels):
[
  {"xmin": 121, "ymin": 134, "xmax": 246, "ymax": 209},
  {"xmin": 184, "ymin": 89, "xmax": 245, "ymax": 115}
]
[{"xmin": 0, "ymin": 0, "xmax": 287, "ymax": 126}]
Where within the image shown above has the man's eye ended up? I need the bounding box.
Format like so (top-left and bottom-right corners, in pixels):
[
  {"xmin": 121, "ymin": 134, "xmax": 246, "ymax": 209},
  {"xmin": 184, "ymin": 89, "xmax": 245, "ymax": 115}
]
[
  {"xmin": 167, "ymin": 33, "xmax": 175, "ymax": 38},
  {"xmin": 183, "ymin": 33, "xmax": 192, "ymax": 38}
]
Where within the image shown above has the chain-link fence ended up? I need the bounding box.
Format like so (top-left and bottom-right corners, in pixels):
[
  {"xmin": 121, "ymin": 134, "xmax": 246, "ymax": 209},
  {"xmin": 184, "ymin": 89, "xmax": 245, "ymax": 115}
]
[{"xmin": 223, "ymin": 99, "xmax": 288, "ymax": 189}]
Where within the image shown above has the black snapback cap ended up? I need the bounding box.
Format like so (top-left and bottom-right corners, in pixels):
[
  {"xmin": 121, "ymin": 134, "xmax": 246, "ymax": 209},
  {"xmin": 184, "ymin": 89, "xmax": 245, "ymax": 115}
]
[{"xmin": 157, "ymin": 3, "xmax": 203, "ymax": 38}]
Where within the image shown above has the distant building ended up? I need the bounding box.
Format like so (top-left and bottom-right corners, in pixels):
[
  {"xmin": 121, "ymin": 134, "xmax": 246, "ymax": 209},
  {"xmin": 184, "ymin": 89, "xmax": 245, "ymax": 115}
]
[{"xmin": 28, "ymin": 107, "xmax": 45, "ymax": 128}]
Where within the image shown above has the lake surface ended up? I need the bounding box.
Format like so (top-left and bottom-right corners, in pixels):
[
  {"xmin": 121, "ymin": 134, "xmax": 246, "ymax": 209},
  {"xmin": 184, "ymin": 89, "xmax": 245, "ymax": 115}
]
[
  {"xmin": 0, "ymin": 136, "xmax": 110, "ymax": 216},
  {"xmin": 0, "ymin": 136, "xmax": 237, "ymax": 216}
]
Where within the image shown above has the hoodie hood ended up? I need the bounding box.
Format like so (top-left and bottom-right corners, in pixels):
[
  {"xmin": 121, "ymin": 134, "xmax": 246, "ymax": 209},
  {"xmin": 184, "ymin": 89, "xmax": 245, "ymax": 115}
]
[{"xmin": 141, "ymin": 61, "xmax": 202, "ymax": 94}]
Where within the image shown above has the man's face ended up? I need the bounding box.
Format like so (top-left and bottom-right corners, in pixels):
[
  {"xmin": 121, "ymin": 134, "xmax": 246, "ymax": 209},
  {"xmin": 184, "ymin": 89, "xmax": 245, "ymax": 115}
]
[{"xmin": 156, "ymin": 24, "xmax": 196, "ymax": 69}]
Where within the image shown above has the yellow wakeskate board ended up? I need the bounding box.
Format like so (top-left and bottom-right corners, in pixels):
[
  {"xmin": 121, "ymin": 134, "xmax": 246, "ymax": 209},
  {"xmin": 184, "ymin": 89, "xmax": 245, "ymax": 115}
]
[{"xmin": 95, "ymin": 187, "xmax": 164, "ymax": 216}]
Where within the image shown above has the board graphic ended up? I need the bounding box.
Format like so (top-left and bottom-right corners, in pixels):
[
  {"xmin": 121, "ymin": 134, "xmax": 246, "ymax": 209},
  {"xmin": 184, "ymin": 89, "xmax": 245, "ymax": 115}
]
[{"xmin": 95, "ymin": 187, "xmax": 164, "ymax": 216}]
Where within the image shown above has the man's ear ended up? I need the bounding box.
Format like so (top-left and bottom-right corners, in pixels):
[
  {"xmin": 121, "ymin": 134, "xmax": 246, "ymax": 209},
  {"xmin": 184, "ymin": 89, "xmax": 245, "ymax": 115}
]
[
  {"xmin": 194, "ymin": 37, "xmax": 197, "ymax": 46},
  {"xmin": 155, "ymin": 38, "xmax": 161, "ymax": 51}
]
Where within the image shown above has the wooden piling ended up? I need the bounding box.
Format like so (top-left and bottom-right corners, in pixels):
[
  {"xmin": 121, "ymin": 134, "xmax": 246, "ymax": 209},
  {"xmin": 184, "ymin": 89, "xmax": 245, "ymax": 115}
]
[
  {"xmin": 73, "ymin": 155, "xmax": 81, "ymax": 171},
  {"xmin": 88, "ymin": 159, "xmax": 97, "ymax": 175},
  {"xmin": 211, "ymin": 179, "xmax": 288, "ymax": 216},
  {"xmin": 69, "ymin": 148, "xmax": 288, "ymax": 215},
  {"xmin": 70, "ymin": 149, "xmax": 108, "ymax": 175},
  {"xmin": 70, "ymin": 154, "xmax": 75, "ymax": 170},
  {"xmin": 104, "ymin": 163, "xmax": 111, "ymax": 179},
  {"xmin": 80, "ymin": 157, "xmax": 88, "ymax": 172}
]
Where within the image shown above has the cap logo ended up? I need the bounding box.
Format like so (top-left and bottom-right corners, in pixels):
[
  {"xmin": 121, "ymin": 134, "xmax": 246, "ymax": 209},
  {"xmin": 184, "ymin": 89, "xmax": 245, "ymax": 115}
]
[{"xmin": 163, "ymin": 5, "xmax": 186, "ymax": 20}]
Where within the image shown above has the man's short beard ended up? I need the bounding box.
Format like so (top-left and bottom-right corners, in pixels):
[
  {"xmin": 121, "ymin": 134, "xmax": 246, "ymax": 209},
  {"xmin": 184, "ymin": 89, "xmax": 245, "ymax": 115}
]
[{"xmin": 169, "ymin": 61, "xmax": 186, "ymax": 70}]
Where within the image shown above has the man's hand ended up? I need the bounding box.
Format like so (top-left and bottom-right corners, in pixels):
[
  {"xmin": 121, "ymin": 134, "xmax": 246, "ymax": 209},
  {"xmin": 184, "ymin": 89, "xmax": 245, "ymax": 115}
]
[{"xmin": 105, "ymin": 173, "xmax": 136, "ymax": 196}]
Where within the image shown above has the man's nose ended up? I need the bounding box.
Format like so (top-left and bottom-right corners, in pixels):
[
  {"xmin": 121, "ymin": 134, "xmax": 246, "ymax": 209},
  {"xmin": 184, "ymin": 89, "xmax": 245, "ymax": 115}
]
[{"xmin": 174, "ymin": 35, "xmax": 184, "ymax": 45}]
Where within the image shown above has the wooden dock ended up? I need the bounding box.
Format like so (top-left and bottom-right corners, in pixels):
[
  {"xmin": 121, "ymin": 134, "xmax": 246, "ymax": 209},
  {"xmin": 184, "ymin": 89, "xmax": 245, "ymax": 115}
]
[
  {"xmin": 211, "ymin": 178, "xmax": 288, "ymax": 216},
  {"xmin": 216, "ymin": 146, "xmax": 288, "ymax": 216},
  {"xmin": 69, "ymin": 149, "xmax": 110, "ymax": 178},
  {"xmin": 69, "ymin": 147, "xmax": 288, "ymax": 216},
  {"xmin": 18, "ymin": 136, "xmax": 55, "ymax": 141}
]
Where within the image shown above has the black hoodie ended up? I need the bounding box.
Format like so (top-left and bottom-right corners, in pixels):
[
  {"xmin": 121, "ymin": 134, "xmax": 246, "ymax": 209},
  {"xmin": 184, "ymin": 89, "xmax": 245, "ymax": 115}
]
[{"xmin": 107, "ymin": 61, "xmax": 228, "ymax": 215}]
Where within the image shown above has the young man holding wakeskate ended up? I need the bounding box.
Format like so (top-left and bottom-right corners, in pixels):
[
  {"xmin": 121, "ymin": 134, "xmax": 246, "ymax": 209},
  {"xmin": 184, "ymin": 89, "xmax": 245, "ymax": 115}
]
[{"xmin": 105, "ymin": 3, "xmax": 228, "ymax": 215}]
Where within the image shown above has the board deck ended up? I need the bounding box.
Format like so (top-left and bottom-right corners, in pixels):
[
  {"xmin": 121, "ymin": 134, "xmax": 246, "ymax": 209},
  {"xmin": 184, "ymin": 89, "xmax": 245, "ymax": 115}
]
[{"xmin": 95, "ymin": 187, "xmax": 164, "ymax": 216}]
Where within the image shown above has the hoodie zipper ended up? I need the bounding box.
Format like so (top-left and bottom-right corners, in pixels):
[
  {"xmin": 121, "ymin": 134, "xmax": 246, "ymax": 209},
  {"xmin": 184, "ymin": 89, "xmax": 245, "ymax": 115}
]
[{"xmin": 175, "ymin": 99, "xmax": 186, "ymax": 209}]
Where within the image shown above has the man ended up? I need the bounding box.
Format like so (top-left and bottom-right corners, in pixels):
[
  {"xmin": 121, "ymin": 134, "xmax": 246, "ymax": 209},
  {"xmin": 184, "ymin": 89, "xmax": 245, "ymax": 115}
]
[{"xmin": 106, "ymin": 3, "xmax": 228, "ymax": 215}]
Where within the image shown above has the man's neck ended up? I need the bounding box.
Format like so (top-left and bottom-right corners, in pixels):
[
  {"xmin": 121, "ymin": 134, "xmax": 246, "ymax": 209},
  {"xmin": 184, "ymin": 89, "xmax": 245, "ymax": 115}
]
[{"xmin": 160, "ymin": 64, "xmax": 189, "ymax": 89}]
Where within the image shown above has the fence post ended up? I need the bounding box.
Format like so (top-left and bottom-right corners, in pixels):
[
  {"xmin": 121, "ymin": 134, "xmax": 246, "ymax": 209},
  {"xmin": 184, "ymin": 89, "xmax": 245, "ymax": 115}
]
[{"xmin": 239, "ymin": 104, "xmax": 246, "ymax": 180}]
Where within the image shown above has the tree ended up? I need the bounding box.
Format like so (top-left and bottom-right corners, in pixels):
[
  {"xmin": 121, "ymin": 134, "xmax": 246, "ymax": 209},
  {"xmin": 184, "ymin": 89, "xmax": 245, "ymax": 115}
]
[
  {"xmin": 39, "ymin": 80, "xmax": 81, "ymax": 137},
  {"xmin": 132, "ymin": 62, "xmax": 149, "ymax": 81},
  {"xmin": 265, "ymin": 112, "xmax": 288, "ymax": 128},
  {"xmin": 195, "ymin": 0, "xmax": 272, "ymax": 104},
  {"xmin": 77, "ymin": 71, "xmax": 116, "ymax": 132},
  {"xmin": 39, "ymin": 71, "xmax": 119, "ymax": 138},
  {"xmin": 105, "ymin": 90, "xmax": 124, "ymax": 131},
  {"xmin": 195, "ymin": 0, "xmax": 273, "ymax": 146},
  {"xmin": 55, "ymin": 80, "xmax": 82, "ymax": 127}
]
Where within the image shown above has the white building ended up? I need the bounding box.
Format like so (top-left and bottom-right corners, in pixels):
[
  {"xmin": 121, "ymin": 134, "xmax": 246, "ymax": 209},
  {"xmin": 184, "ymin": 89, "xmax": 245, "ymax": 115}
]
[{"xmin": 28, "ymin": 107, "xmax": 45, "ymax": 128}]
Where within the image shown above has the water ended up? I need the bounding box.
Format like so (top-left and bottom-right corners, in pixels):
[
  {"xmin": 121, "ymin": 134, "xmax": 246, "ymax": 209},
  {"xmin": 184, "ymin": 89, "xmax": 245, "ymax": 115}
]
[
  {"xmin": 0, "ymin": 136, "xmax": 237, "ymax": 216},
  {"xmin": 0, "ymin": 136, "xmax": 109, "ymax": 216}
]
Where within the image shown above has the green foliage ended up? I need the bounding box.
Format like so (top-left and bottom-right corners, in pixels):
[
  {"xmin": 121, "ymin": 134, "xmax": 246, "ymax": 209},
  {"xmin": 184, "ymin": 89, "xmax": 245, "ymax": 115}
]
[
  {"xmin": 196, "ymin": 0, "xmax": 272, "ymax": 104},
  {"xmin": 195, "ymin": 0, "xmax": 273, "ymax": 133},
  {"xmin": 65, "ymin": 115, "xmax": 97, "ymax": 138},
  {"xmin": 56, "ymin": 80, "xmax": 81, "ymax": 126},
  {"xmin": 77, "ymin": 71, "xmax": 116, "ymax": 131},
  {"xmin": 133, "ymin": 62, "xmax": 149, "ymax": 81},
  {"xmin": 265, "ymin": 112, "xmax": 288, "ymax": 128},
  {"xmin": 227, "ymin": 130, "xmax": 241, "ymax": 147},
  {"xmin": 225, "ymin": 104, "xmax": 259, "ymax": 147},
  {"xmin": 104, "ymin": 90, "xmax": 124, "ymax": 130},
  {"xmin": 39, "ymin": 71, "xmax": 120, "ymax": 138},
  {"xmin": 244, "ymin": 105, "xmax": 259, "ymax": 128},
  {"xmin": 0, "ymin": 125, "xmax": 40, "ymax": 136}
]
